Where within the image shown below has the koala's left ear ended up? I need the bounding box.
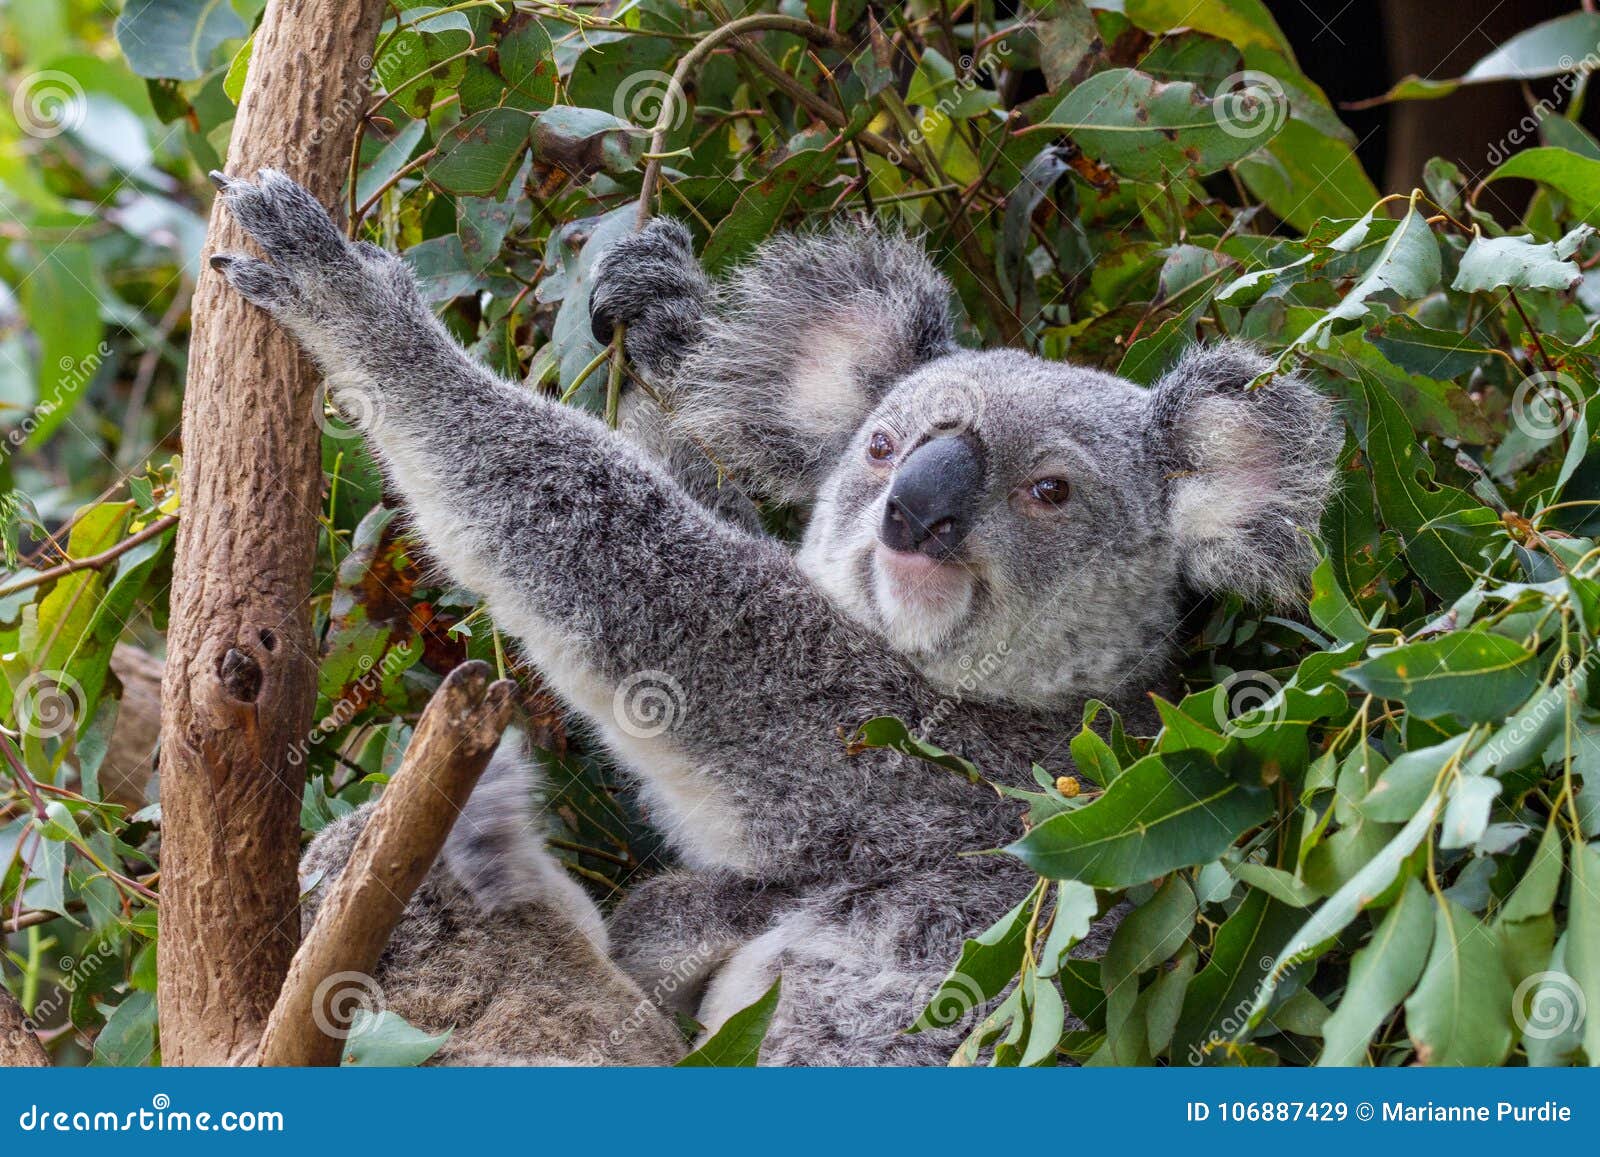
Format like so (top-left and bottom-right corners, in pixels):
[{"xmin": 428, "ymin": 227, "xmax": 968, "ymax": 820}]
[{"xmin": 1147, "ymin": 342, "xmax": 1340, "ymax": 606}]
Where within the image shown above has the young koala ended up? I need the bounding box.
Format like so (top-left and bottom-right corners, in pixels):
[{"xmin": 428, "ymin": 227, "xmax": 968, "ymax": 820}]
[
  {"xmin": 209, "ymin": 170, "xmax": 1339, "ymax": 1065},
  {"xmin": 299, "ymin": 739, "xmax": 684, "ymax": 1065}
]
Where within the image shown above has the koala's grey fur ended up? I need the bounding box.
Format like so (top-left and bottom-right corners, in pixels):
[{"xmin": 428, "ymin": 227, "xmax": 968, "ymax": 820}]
[
  {"xmin": 212, "ymin": 170, "xmax": 1339, "ymax": 1065},
  {"xmin": 299, "ymin": 738, "xmax": 683, "ymax": 1065}
]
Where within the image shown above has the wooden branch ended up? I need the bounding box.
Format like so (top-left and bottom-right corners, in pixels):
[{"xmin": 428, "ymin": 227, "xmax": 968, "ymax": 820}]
[
  {"xmin": 156, "ymin": 0, "xmax": 390, "ymax": 1065},
  {"xmin": 256, "ymin": 662, "xmax": 516, "ymax": 1067},
  {"xmin": 0, "ymin": 988, "xmax": 49, "ymax": 1067}
]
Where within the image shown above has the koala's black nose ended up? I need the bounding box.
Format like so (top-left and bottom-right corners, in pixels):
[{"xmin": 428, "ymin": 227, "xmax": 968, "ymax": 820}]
[{"xmin": 881, "ymin": 434, "xmax": 984, "ymax": 560}]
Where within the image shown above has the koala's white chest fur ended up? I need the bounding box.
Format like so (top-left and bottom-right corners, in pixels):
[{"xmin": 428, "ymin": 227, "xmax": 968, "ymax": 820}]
[{"xmin": 489, "ymin": 601, "xmax": 754, "ymax": 873}]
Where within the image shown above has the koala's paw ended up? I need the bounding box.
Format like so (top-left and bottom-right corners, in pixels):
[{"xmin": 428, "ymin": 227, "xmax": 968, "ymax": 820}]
[
  {"xmin": 208, "ymin": 169, "xmax": 415, "ymax": 329},
  {"xmin": 588, "ymin": 218, "xmax": 708, "ymax": 380}
]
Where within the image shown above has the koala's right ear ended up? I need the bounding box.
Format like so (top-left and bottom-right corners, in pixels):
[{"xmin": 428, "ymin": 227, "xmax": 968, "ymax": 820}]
[
  {"xmin": 672, "ymin": 224, "xmax": 956, "ymax": 506},
  {"xmin": 1148, "ymin": 342, "xmax": 1340, "ymax": 606}
]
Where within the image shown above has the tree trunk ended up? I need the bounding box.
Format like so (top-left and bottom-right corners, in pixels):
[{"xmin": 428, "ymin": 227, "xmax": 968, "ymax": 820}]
[
  {"xmin": 257, "ymin": 663, "xmax": 515, "ymax": 1066},
  {"xmin": 157, "ymin": 0, "xmax": 388, "ymax": 1065},
  {"xmin": 0, "ymin": 988, "xmax": 49, "ymax": 1067}
]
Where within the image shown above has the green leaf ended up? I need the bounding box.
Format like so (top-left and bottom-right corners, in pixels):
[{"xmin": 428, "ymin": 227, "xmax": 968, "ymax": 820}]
[
  {"xmin": 1404, "ymin": 898, "xmax": 1515, "ymax": 1065},
  {"xmin": 910, "ymin": 891, "xmax": 1033, "ymax": 1031},
  {"xmin": 1565, "ymin": 839, "xmax": 1600, "ymax": 1066},
  {"xmin": 1358, "ymin": 366, "xmax": 1499, "ymax": 599},
  {"xmin": 851, "ymin": 716, "xmax": 983, "ymax": 784},
  {"xmin": 1296, "ymin": 202, "xmax": 1441, "ymax": 347},
  {"xmin": 426, "ymin": 108, "xmax": 533, "ymax": 197},
  {"xmin": 1236, "ymin": 119, "xmax": 1378, "ymax": 232},
  {"xmin": 340, "ymin": 1009, "xmax": 451, "ymax": 1067},
  {"xmin": 1124, "ymin": 0, "xmax": 1293, "ymax": 55},
  {"xmin": 1006, "ymin": 751, "xmax": 1274, "ymax": 887},
  {"xmin": 532, "ymin": 106, "xmax": 646, "ymax": 176},
  {"xmin": 1318, "ymin": 878, "xmax": 1434, "ymax": 1065},
  {"xmin": 1308, "ymin": 553, "xmax": 1368, "ymax": 644},
  {"xmin": 19, "ymin": 243, "xmax": 106, "ymax": 448},
  {"xmin": 91, "ymin": 991, "xmax": 158, "ymax": 1066},
  {"xmin": 1365, "ymin": 314, "xmax": 1496, "ymax": 382},
  {"xmin": 1038, "ymin": 881, "xmax": 1100, "ymax": 978},
  {"xmin": 1245, "ymin": 785, "xmax": 1443, "ymax": 1030},
  {"xmin": 1342, "ymin": 633, "xmax": 1541, "ymax": 723},
  {"xmin": 1464, "ymin": 12, "xmax": 1600, "ymax": 84},
  {"xmin": 678, "ymin": 976, "xmax": 781, "ymax": 1066},
  {"xmin": 1497, "ymin": 819, "xmax": 1563, "ymax": 924},
  {"xmin": 1173, "ymin": 889, "xmax": 1300, "ymax": 1062},
  {"xmin": 1037, "ymin": 68, "xmax": 1284, "ymax": 182},
  {"xmin": 115, "ymin": 0, "xmax": 247, "ymax": 80},
  {"xmin": 1452, "ymin": 227, "xmax": 1592, "ymax": 294},
  {"xmin": 1483, "ymin": 147, "xmax": 1600, "ymax": 227}
]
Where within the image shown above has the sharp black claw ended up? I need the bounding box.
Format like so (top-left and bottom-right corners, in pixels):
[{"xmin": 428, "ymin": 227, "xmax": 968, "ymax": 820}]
[
  {"xmin": 590, "ymin": 308, "xmax": 615, "ymax": 346},
  {"xmin": 208, "ymin": 253, "xmax": 233, "ymax": 271},
  {"xmin": 207, "ymin": 170, "xmax": 231, "ymax": 191}
]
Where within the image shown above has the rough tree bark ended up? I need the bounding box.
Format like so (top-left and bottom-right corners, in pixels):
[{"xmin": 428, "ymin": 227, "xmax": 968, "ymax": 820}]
[
  {"xmin": 157, "ymin": 0, "xmax": 389, "ymax": 1065},
  {"xmin": 257, "ymin": 663, "xmax": 515, "ymax": 1066},
  {"xmin": 0, "ymin": 988, "xmax": 49, "ymax": 1067}
]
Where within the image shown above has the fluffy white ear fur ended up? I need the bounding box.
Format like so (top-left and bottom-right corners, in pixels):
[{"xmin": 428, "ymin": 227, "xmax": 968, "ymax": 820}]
[{"xmin": 1149, "ymin": 343, "xmax": 1340, "ymax": 606}]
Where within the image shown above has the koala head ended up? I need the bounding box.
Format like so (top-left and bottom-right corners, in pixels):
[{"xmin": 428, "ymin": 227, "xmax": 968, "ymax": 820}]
[
  {"xmin": 651, "ymin": 225, "xmax": 1340, "ymax": 710},
  {"xmin": 794, "ymin": 342, "xmax": 1339, "ymax": 709}
]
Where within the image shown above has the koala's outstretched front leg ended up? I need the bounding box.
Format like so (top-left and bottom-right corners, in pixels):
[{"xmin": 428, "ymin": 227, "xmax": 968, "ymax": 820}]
[{"xmin": 208, "ymin": 170, "xmax": 926, "ymax": 873}]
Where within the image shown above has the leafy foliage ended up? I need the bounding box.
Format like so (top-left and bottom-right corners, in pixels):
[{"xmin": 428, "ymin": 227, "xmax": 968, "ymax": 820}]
[{"xmin": 3, "ymin": 0, "xmax": 1600, "ymax": 1067}]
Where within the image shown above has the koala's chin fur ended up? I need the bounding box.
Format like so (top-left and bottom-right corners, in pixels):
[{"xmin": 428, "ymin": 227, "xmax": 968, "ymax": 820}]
[{"xmin": 212, "ymin": 171, "xmax": 1340, "ymax": 1066}]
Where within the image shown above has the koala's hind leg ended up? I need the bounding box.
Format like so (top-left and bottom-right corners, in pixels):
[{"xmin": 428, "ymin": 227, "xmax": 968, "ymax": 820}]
[
  {"xmin": 605, "ymin": 869, "xmax": 789, "ymax": 1018},
  {"xmin": 299, "ymin": 740, "xmax": 684, "ymax": 1066}
]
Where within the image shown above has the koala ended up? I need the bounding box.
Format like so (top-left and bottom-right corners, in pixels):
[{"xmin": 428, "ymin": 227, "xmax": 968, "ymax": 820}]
[
  {"xmin": 299, "ymin": 737, "xmax": 684, "ymax": 1065},
  {"xmin": 209, "ymin": 170, "xmax": 1338, "ymax": 1065}
]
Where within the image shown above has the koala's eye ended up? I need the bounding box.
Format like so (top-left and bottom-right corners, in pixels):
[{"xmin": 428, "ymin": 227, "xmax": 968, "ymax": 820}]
[
  {"xmin": 867, "ymin": 431, "xmax": 896, "ymax": 462},
  {"xmin": 1029, "ymin": 478, "xmax": 1071, "ymax": 505}
]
